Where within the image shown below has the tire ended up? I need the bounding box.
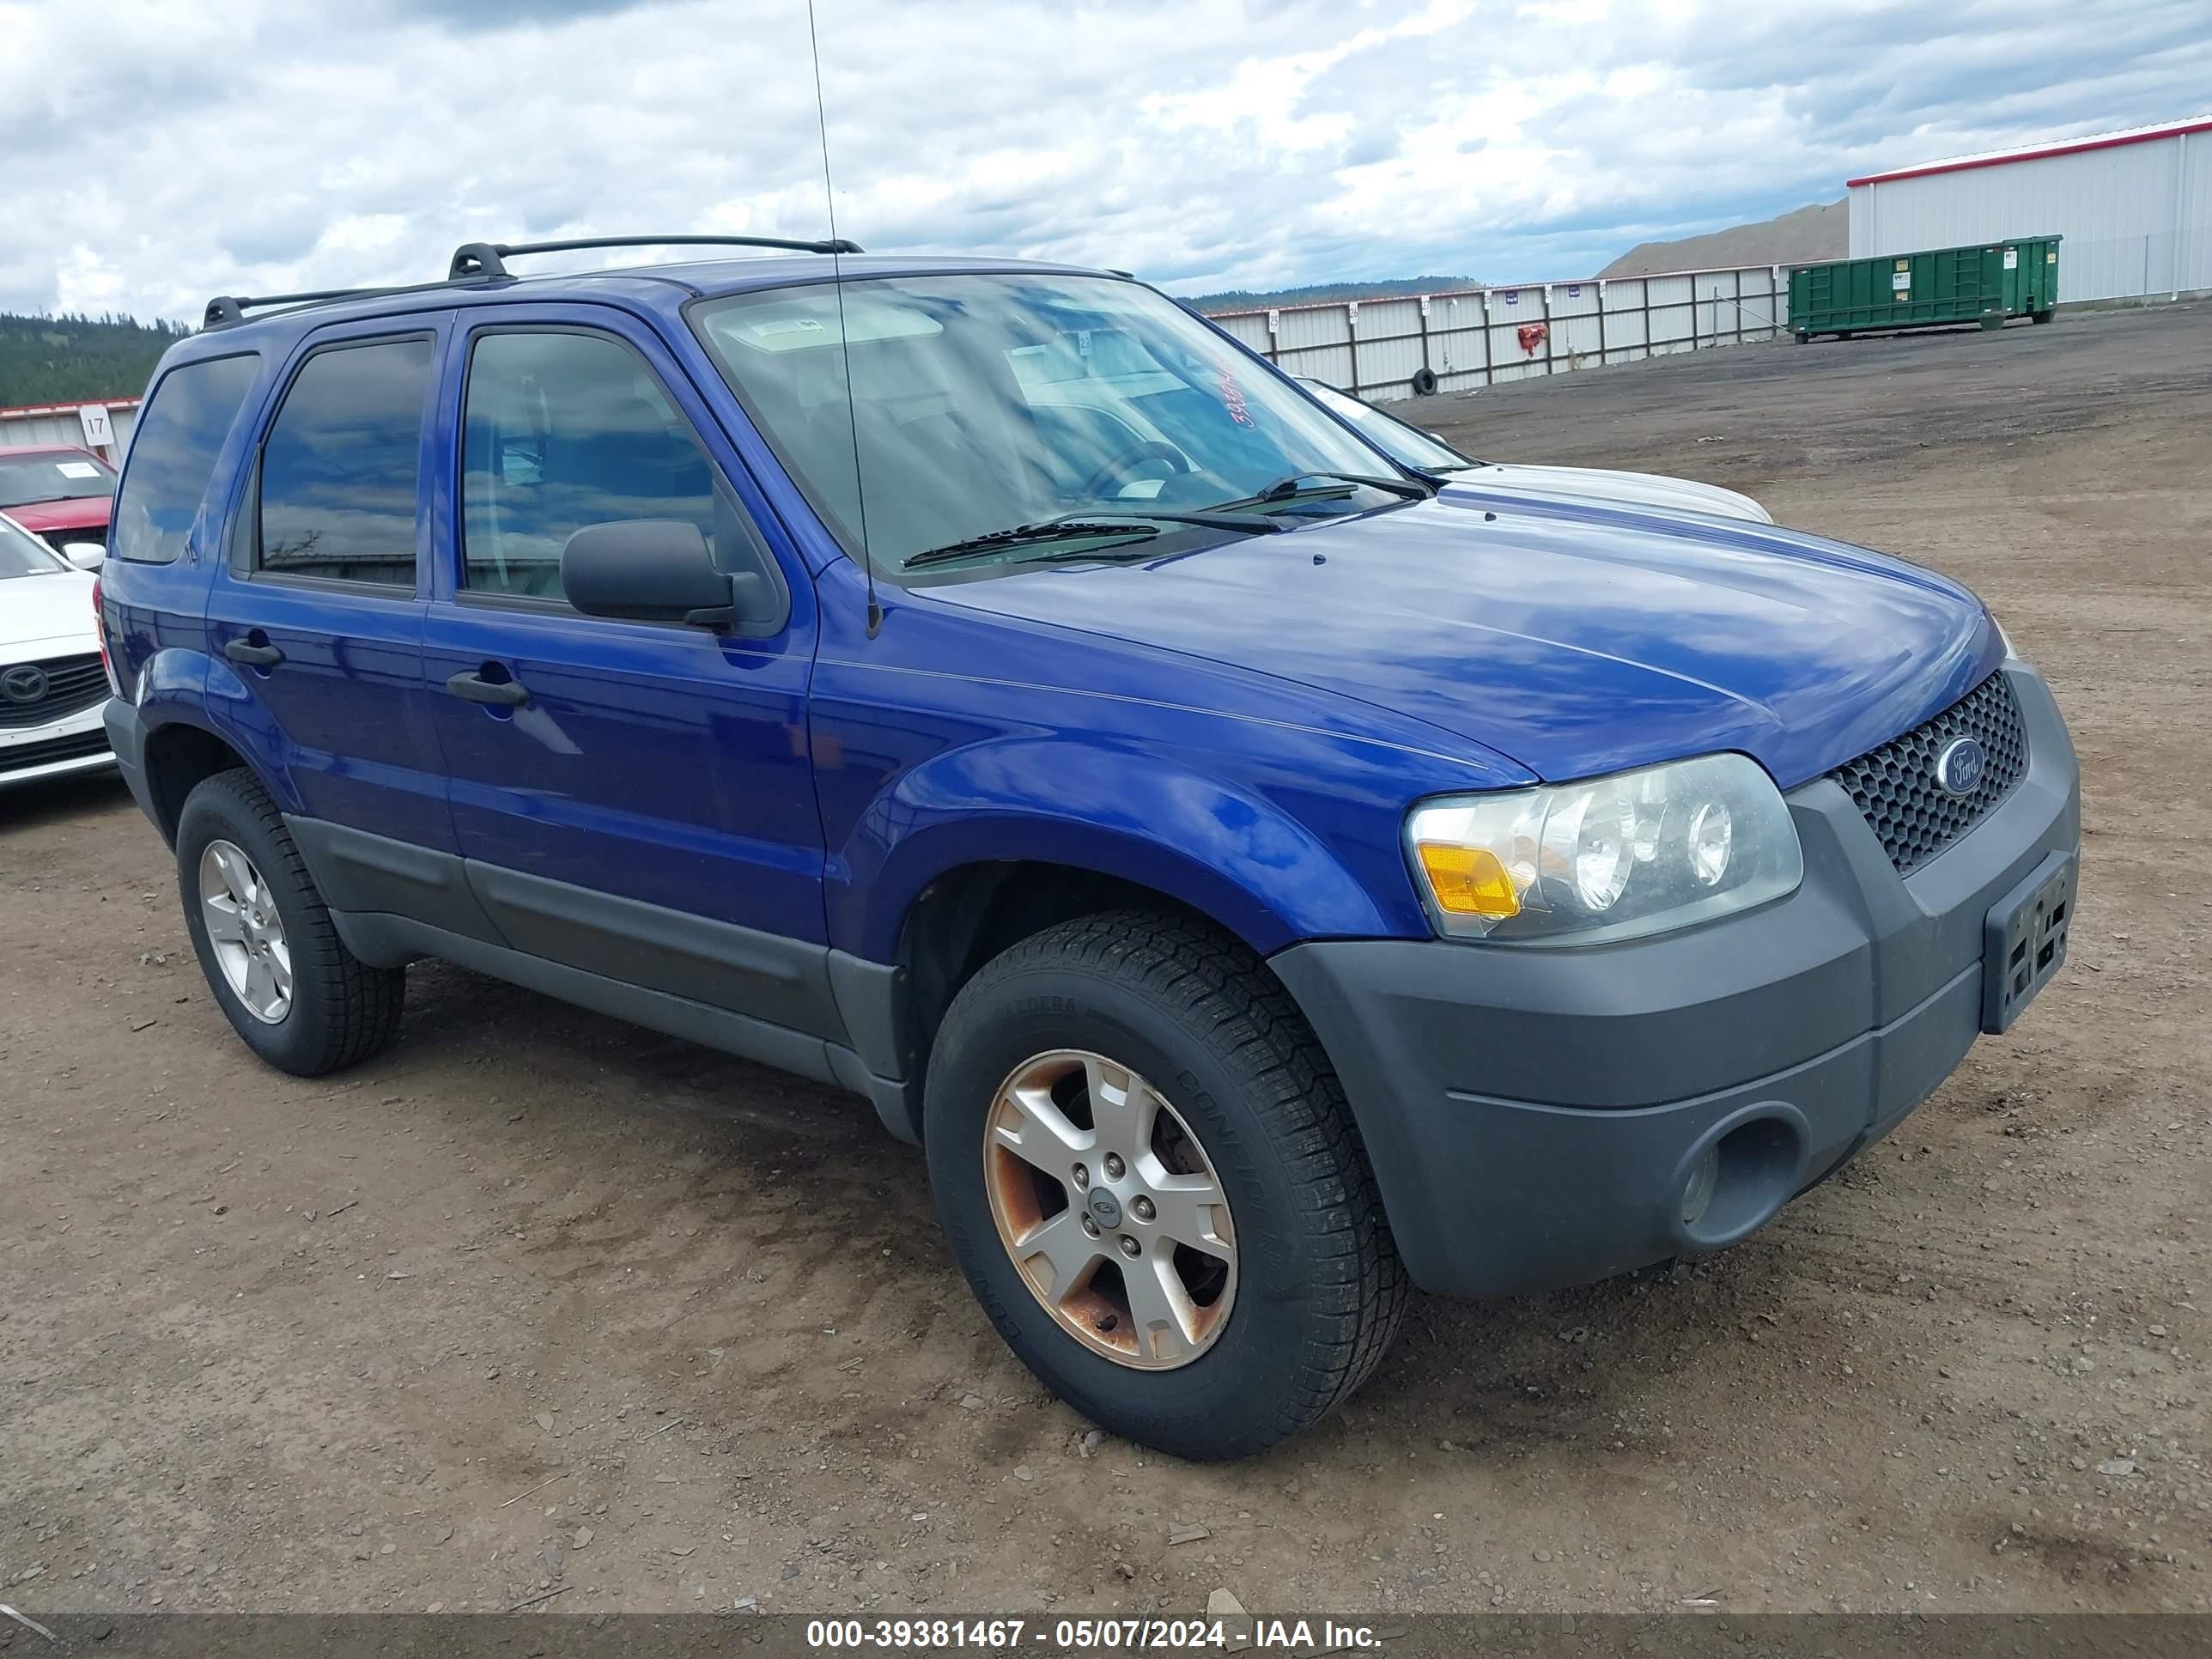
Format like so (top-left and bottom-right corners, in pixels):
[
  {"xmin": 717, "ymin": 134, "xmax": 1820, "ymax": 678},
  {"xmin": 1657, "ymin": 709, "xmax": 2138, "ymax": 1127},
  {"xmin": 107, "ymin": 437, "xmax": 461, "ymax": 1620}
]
[
  {"xmin": 923, "ymin": 911, "xmax": 1406, "ymax": 1460},
  {"xmin": 1408, "ymin": 367, "xmax": 1439, "ymax": 397},
  {"xmin": 176, "ymin": 769, "xmax": 405, "ymax": 1076}
]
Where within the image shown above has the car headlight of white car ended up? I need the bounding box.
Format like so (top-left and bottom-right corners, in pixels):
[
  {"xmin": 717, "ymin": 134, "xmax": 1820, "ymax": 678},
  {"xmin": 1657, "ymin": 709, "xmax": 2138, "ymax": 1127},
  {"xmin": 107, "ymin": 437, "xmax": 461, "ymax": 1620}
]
[{"xmin": 1406, "ymin": 753, "xmax": 1803, "ymax": 944}]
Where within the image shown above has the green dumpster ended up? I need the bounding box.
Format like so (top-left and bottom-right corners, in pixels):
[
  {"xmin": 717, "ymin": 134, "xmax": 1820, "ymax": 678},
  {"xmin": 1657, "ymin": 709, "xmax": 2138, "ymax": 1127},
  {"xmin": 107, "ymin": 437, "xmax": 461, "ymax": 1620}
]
[{"xmin": 1790, "ymin": 236, "xmax": 2061, "ymax": 342}]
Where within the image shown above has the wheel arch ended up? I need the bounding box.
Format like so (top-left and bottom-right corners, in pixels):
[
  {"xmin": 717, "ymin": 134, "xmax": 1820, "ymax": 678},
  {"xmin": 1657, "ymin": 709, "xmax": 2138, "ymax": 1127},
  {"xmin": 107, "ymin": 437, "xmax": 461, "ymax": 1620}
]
[
  {"xmin": 129, "ymin": 650, "xmax": 306, "ymax": 846},
  {"xmin": 888, "ymin": 857, "xmax": 1227, "ymax": 1093},
  {"xmin": 833, "ymin": 743, "xmax": 1403, "ymax": 1125},
  {"xmin": 138, "ymin": 713, "xmax": 259, "ymax": 847},
  {"xmin": 870, "ymin": 849, "xmax": 1388, "ymax": 1134}
]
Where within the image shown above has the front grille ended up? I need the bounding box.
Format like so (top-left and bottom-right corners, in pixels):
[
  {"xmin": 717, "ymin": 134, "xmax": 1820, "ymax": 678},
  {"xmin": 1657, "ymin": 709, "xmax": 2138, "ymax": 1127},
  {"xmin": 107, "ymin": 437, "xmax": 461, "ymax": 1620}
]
[
  {"xmin": 0, "ymin": 653, "xmax": 109, "ymax": 730},
  {"xmin": 1830, "ymin": 671, "xmax": 2027, "ymax": 874},
  {"xmin": 0, "ymin": 726, "xmax": 112, "ymax": 775}
]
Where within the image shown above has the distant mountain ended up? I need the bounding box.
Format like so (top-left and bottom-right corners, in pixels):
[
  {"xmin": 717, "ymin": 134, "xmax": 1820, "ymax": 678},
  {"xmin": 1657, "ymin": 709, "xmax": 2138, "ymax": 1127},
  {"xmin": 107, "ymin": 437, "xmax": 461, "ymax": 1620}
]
[
  {"xmin": 0, "ymin": 311, "xmax": 189, "ymax": 407},
  {"xmin": 1190, "ymin": 276, "xmax": 1480, "ymax": 313},
  {"xmin": 1599, "ymin": 200, "xmax": 1847, "ymax": 279}
]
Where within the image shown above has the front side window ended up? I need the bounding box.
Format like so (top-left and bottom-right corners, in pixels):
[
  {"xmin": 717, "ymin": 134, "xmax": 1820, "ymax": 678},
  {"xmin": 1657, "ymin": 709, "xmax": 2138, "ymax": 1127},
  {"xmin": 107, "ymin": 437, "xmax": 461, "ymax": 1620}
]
[
  {"xmin": 110, "ymin": 354, "xmax": 258, "ymax": 564},
  {"xmin": 690, "ymin": 273, "xmax": 1417, "ymax": 575},
  {"xmin": 258, "ymin": 337, "xmax": 432, "ymax": 586},
  {"xmin": 460, "ymin": 330, "xmax": 769, "ymax": 603}
]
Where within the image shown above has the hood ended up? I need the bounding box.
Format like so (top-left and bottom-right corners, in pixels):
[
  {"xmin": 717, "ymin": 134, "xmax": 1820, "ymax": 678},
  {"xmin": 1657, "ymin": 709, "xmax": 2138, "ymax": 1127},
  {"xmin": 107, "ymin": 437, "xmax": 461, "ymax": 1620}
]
[
  {"xmin": 1454, "ymin": 461, "xmax": 1770, "ymax": 523},
  {"xmin": 1, "ymin": 568, "xmax": 99, "ymax": 657},
  {"xmin": 5, "ymin": 497, "xmax": 112, "ymax": 538},
  {"xmin": 930, "ymin": 489, "xmax": 1999, "ymax": 790}
]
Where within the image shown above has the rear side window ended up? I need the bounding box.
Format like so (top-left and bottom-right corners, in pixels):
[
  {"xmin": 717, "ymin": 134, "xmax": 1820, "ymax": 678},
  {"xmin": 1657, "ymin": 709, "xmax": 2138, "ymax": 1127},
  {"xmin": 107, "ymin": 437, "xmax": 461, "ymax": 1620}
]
[
  {"xmin": 460, "ymin": 329, "xmax": 772, "ymax": 602},
  {"xmin": 258, "ymin": 337, "xmax": 432, "ymax": 587},
  {"xmin": 110, "ymin": 354, "xmax": 258, "ymax": 564}
]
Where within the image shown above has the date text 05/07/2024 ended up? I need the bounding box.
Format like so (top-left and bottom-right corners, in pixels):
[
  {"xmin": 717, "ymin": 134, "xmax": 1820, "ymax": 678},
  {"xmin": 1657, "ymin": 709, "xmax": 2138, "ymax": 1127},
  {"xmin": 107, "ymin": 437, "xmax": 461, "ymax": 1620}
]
[{"xmin": 803, "ymin": 1617, "xmax": 1382, "ymax": 1651}]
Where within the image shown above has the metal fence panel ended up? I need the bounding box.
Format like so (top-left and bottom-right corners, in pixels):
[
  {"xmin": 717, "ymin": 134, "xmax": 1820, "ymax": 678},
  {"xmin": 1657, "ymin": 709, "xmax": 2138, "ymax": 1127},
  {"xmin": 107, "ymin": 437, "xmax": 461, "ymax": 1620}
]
[
  {"xmin": 1213, "ymin": 312, "xmax": 1273, "ymax": 355},
  {"xmin": 1274, "ymin": 306, "xmax": 1352, "ymax": 352},
  {"xmin": 1355, "ymin": 328, "xmax": 1427, "ymax": 395},
  {"xmin": 1647, "ymin": 298, "xmax": 1694, "ymax": 344},
  {"xmin": 0, "ymin": 399, "xmax": 139, "ymax": 461},
  {"xmin": 1552, "ymin": 310, "xmax": 1604, "ymax": 361},
  {"xmin": 1199, "ymin": 258, "xmax": 1811, "ymax": 402},
  {"xmin": 1428, "ymin": 317, "xmax": 1488, "ymax": 385},
  {"xmin": 1273, "ymin": 342, "xmax": 1354, "ymax": 386}
]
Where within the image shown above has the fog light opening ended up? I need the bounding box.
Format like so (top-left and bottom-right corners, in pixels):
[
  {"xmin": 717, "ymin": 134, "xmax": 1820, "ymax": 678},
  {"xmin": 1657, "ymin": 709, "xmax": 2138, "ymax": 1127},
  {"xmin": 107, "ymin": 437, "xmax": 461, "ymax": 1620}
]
[{"xmin": 1678, "ymin": 1113, "xmax": 1805, "ymax": 1248}]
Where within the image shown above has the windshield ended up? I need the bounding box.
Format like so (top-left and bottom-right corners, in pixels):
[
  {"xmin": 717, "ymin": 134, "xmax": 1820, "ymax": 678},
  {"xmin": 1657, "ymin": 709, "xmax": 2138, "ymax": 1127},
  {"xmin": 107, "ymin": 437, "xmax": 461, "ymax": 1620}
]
[
  {"xmin": 0, "ymin": 514, "xmax": 67, "ymax": 578},
  {"xmin": 0, "ymin": 451, "xmax": 118, "ymax": 508},
  {"xmin": 691, "ymin": 273, "xmax": 1414, "ymax": 574},
  {"xmin": 1297, "ymin": 380, "xmax": 1476, "ymax": 474}
]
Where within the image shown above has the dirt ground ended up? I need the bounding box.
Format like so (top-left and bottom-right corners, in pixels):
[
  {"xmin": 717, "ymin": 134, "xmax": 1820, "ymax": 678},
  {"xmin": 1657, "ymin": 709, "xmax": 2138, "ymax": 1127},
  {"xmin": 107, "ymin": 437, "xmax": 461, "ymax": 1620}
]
[{"xmin": 4, "ymin": 302, "xmax": 2209, "ymax": 1623}]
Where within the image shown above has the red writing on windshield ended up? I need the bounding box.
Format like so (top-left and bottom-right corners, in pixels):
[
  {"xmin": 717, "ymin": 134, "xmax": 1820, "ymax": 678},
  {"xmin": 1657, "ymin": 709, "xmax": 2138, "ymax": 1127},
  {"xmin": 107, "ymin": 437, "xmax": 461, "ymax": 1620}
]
[{"xmin": 1216, "ymin": 366, "xmax": 1255, "ymax": 427}]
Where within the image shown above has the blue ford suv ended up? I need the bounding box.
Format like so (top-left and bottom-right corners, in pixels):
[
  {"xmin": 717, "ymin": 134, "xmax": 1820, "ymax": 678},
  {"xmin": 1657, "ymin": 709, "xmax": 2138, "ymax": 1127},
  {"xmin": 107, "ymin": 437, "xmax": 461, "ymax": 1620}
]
[{"xmin": 97, "ymin": 236, "xmax": 2079, "ymax": 1460}]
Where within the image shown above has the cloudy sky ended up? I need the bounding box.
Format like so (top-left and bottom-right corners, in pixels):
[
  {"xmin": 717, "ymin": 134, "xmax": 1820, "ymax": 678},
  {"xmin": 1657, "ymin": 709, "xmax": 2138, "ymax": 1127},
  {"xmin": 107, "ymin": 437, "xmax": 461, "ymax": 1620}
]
[{"xmin": 2, "ymin": 0, "xmax": 2206, "ymax": 321}]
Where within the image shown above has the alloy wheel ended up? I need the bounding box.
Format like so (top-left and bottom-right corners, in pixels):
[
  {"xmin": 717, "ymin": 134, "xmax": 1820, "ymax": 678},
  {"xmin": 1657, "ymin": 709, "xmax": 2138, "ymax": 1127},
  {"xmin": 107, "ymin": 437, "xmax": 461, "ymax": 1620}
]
[
  {"xmin": 198, "ymin": 839, "xmax": 293, "ymax": 1024},
  {"xmin": 982, "ymin": 1048, "xmax": 1237, "ymax": 1369}
]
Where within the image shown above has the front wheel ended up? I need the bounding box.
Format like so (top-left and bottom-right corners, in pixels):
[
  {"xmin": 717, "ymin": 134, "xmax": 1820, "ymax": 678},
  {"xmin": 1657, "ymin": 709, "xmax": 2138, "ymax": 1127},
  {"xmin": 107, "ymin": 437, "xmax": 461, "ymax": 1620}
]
[{"xmin": 923, "ymin": 913, "xmax": 1406, "ymax": 1459}]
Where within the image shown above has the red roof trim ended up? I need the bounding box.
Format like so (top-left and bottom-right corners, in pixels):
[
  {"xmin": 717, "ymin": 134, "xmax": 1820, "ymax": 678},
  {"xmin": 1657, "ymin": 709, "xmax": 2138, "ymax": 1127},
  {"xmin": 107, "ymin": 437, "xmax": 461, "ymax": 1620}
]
[
  {"xmin": 0, "ymin": 396, "xmax": 143, "ymax": 421},
  {"xmin": 1848, "ymin": 117, "xmax": 2212, "ymax": 188}
]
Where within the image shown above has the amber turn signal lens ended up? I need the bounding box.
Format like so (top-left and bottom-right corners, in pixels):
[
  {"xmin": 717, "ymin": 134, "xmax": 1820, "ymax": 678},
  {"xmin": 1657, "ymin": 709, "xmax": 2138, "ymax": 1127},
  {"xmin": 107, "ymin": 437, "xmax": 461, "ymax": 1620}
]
[{"xmin": 1414, "ymin": 843, "xmax": 1522, "ymax": 918}]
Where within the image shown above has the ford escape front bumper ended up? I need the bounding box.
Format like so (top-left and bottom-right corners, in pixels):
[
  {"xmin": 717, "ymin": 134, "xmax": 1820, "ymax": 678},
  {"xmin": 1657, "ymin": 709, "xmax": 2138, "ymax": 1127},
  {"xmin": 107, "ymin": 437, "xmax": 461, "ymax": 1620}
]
[{"xmin": 1273, "ymin": 665, "xmax": 2081, "ymax": 1299}]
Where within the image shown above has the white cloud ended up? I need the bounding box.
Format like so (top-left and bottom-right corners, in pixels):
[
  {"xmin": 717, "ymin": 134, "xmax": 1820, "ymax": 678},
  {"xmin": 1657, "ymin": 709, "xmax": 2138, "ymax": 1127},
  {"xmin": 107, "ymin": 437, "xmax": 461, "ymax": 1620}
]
[{"xmin": 0, "ymin": 0, "xmax": 2205, "ymax": 319}]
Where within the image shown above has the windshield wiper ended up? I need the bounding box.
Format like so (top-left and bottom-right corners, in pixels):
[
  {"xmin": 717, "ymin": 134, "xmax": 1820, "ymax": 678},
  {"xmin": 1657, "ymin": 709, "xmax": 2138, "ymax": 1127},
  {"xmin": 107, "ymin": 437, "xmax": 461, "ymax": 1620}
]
[
  {"xmin": 1205, "ymin": 471, "xmax": 1434, "ymax": 514},
  {"xmin": 901, "ymin": 511, "xmax": 1282, "ymax": 571},
  {"xmin": 902, "ymin": 521, "xmax": 1158, "ymax": 570}
]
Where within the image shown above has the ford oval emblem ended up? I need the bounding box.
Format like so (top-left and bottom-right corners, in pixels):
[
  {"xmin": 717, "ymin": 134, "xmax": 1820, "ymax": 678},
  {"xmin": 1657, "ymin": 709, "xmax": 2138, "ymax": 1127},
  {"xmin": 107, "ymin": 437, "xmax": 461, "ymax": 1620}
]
[{"xmin": 1934, "ymin": 736, "xmax": 1986, "ymax": 799}]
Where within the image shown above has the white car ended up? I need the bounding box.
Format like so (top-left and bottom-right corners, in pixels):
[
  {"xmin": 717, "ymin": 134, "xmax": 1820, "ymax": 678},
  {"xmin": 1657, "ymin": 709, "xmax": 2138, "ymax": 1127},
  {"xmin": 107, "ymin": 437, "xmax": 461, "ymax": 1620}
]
[
  {"xmin": 1, "ymin": 511, "xmax": 115, "ymax": 790},
  {"xmin": 1297, "ymin": 378, "xmax": 1771, "ymax": 523}
]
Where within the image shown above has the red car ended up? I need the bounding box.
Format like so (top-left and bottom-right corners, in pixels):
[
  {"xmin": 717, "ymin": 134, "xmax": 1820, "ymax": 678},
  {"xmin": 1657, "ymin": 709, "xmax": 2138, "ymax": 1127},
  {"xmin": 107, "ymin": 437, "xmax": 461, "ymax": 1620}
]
[{"xmin": 0, "ymin": 444, "xmax": 117, "ymax": 554}]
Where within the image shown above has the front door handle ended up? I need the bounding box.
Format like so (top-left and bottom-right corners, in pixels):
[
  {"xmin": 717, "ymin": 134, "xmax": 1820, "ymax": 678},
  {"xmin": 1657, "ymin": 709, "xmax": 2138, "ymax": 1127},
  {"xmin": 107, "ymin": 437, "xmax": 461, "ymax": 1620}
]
[
  {"xmin": 447, "ymin": 669, "xmax": 531, "ymax": 708},
  {"xmin": 224, "ymin": 638, "xmax": 284, "ymax": 668}
]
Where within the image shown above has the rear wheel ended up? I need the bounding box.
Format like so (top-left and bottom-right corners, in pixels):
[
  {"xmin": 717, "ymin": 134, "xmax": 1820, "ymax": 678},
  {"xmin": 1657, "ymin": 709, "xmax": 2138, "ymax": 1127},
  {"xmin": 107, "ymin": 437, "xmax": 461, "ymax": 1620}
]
[
  {"xmin": 923, "ymin": 912, "xmax": 1405, "ymax": 1459},
  {"xmin": 177, "ymin": 769, "xmax": 405, "ymax": 1075}
]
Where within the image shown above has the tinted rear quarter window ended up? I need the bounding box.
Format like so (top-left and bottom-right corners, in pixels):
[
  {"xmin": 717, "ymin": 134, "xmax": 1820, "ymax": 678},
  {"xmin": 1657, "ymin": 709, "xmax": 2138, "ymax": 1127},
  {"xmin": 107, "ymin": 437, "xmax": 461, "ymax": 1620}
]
[
  {"xmin": 258, "ymin": 337, "xmax": 433, "ymax": 587},
  {"xmin": 110, "ymin": 354, "xmax": 260, "ymax": 563}
]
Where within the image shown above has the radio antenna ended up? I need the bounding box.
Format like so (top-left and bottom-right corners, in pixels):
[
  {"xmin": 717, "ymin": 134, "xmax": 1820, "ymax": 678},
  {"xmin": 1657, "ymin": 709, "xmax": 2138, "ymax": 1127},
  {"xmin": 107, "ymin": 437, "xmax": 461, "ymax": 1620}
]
[{"xmin": 806, "ymin": 0, "xmax": 880, "ymax": 638}]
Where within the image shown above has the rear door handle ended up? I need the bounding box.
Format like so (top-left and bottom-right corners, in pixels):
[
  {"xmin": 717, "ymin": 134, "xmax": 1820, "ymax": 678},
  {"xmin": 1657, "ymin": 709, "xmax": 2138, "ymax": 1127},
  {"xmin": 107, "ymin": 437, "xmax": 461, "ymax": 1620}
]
[
  {"xmin": 224, "ymin": 638, "xmax": 284, "ymax": 668},
  {"xmin": 447, "ymin": 669, "xmax": 531, "ymax": 708}
]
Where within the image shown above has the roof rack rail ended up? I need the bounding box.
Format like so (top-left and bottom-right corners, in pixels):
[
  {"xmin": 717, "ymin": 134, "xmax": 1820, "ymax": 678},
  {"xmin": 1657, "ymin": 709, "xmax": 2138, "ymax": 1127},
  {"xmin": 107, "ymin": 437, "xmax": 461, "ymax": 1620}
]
[
  {"xmin": 201, "ymin": 234, "xmax": 866, "ymax": 332},
  {"xmin": 200, "ymin": 270, "xmax": 501, "ymax": 332},
  {"xmin": 202, "ymin": 288, "xmax": 393, "ymax": 330},
  {"xmin": 447, "ymin": 234, "xmax": 863, "ymax": 282}
]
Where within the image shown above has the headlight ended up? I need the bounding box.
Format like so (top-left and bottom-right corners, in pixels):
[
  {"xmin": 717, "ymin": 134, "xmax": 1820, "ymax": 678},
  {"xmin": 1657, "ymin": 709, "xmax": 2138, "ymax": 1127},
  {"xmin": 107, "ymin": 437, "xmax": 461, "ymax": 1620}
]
[{"xmin": 1406, "ymin": 753, "xmax": 1803, "ymax": 944}]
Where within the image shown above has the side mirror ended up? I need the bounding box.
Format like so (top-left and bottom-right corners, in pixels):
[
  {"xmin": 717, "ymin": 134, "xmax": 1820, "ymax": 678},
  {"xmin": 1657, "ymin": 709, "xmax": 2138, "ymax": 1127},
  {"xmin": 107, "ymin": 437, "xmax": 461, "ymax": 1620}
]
[
  {"xmin": 560, "ymin": 520, "xmax": 763, "ymax": 629},
  {"xmin": 62, "ymin": 542, "xmax": 106, "ymax": 570}
]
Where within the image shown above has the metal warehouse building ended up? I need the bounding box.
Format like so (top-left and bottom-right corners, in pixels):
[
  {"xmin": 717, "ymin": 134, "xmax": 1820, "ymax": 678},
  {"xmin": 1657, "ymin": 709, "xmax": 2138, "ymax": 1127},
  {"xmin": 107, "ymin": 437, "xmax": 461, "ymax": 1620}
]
[{"xmin": 1848, "ymin": 115, "xmax": 2211, "ymax": 305}]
